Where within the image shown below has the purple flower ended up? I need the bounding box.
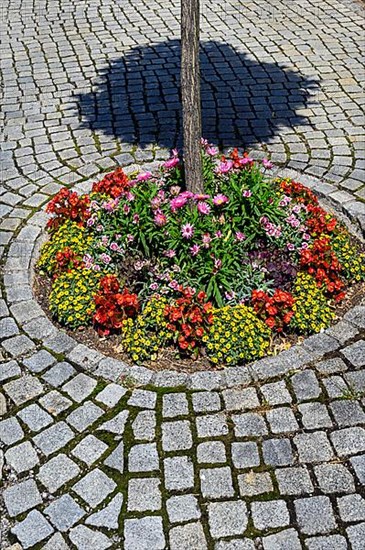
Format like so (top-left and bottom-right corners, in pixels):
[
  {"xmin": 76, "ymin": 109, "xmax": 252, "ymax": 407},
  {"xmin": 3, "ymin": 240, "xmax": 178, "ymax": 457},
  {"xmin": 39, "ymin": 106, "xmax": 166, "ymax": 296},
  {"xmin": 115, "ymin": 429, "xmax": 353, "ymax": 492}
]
[
  {"xmin": 303, "ymin": 233, "xmax": 311, "ymax": 241},
  {"xmin": 190, "ymin": 244, "xmax": 200, "ymax": 256},
  {"xmin": 194, "ymin": 193, "xmax": 210, "ymax": 201},
  {"xmin": 235, "ymin": 231, "xmax": 246, "ymax": 241},
  {"xmin": 206, "ymin": 146, "xmax": 218, "ymax": 156},
  {"xmin": 149, "ymin": 282, "xmax": 159, "ymax": 291},
  {"xmin": 225, "ymin": 290, "xmax": 236, "ymax": 300},
  {"xmin": 181, "ymin": 223, "xmax": 194, "ymax": 239},
  {"xmin": 215, "ymin": 230, "xmax": 223, "ymax": 238},
  {"xmin": 242, "ymin": 189, "xmax": 252, "ymax": 198},
  {"xmin": 262, "ymin": 158, "xmax": 273, "ymax": 169},
  {"xmin": 213, "ymin": 194, "xmax": 229, "ymax": 206},
  {"xmin": 197, "ymin": 201, "xmax": 211, "ymax": 215},
  {"xmin": 96, "ymin": 224, "xmax": 103, "ymax": 232},
  {"xmin": 86, "ymin": 217, "xmax": 95, "ymax": 227}
]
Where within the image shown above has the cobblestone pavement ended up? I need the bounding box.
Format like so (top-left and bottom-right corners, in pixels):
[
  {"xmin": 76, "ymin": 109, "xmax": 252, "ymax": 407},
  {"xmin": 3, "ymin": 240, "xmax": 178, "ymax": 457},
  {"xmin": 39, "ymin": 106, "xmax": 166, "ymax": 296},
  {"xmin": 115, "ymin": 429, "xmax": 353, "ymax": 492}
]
[{"xmin": 1, "ymin": 0, "xmax": 365, "ymax": 548}]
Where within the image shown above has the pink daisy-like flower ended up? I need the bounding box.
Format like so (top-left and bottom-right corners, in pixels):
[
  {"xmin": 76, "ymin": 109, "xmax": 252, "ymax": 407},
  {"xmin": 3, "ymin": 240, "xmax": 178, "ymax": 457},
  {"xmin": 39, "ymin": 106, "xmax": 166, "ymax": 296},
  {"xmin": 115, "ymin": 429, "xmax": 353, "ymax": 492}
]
[
  {"xmin": 170, "ymin": 195, "xmax": 188, "ymax": 211},
  {"xmin": 202, "ymin": 233, "xmax": 212, "ymax": 248},
  {"xmin": 137, "ymin": 171, "xmax": 152, "ymax": 181},
  {"xmin": 213, "ymin": 194, "xmax": 229, "ymax": 206},
  {"xmin": 163, "ymin": 249, "xmax": 176, "ymax": 258},
  {"xmin": 190, "ymin": 244, "xmax": 200, "ymax": 256},
  {"xmin": 154, "ymin": 212, "xmax": 167, "ymax": 227},
  {"xmin": 181, "ymin": 223, "xmax": 194, "ymax": 239},
  {"xmin": 216, "ymin": 160, "xmax": 233, "ymax": 174},
  {"xmin": 235, "ymin": 231, "xmax": 246, "ymax": 241},
  {"xmin": 194, "ymin": 193, "xmax": 210, "ymax": 201},
  {"xmin": 149, "ymin": 282, "xmax": 159, "ymax": 291},
  {"xmin": 287, "ymin": 243, "xmax": 295, "ymax": 251},
  {"xmin": 242, "ymin": 189, "xmax": 252, "ymax": 198},
  {"xmin": 197, "ymin": 202, "xmax": 211, "ymax": 215},
  {"xmin": 262, "ymin": 158, "xmax": 273, "ymax": 169},
  {"xmin": 239, "ymin": 156, "xmax": 253, "ymax": 166}
]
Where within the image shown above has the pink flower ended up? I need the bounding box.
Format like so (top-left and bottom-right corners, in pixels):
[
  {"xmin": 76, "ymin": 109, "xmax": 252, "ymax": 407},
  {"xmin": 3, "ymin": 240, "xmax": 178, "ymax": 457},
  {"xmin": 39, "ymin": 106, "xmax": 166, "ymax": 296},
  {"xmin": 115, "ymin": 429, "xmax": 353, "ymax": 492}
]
[
  {"xmin": 242, "ymin": 189, "xmax": 252, "ymax": 198},
  {"xmin": 133, "ymin": 214, "xmax": 140, "ymax": 224},
  {"xmin": 206, "ymin": 146, "xmax": 218, "ymax": 156},
  {"xmin": 287, "ymin": 243, "xmax": 295, "ymax": 251},
  {"xmin": 225, "ymin": 291, "xmax": 236, "ymax": 300},
  {"xmin": 194, "ymin": 193, "xmax": 210, "ymax": 201},
  {"xmin": 215, "ymin": 230, "xmax": 222, "ymax": 238},
  {"xmin": 151, "ymin": 196, "xmax": 161, "ymax": 209},
  {"xmin": 235, "ymin": 231, "xmax": 246, "ymax": 241},
  {"xmin": 100, "ymin": 253, "xmax": 111, "ymax": 264},
  {"xmin": 87, "ymin": 218, "xmax": 95, "ymax": 227},
  {"xmin": 137, "ymin": 171, "xmax": 152, "ymax": 181},
  {"xmin": 162, "ymin": 156, "xmax": 180, "ymax": 170},
  {"xmin": 127, "ymin": 234, "xmax": 135, "ymax": 243},
  {"xmin": 262, "ymin": 158, "xmax": 273, "ymax": 169},
  {"xmin": 154, "ymin": 212, "xmax": 167, "ymax": 227},
  {"xmin": 301, "ymin": 242, "xmax": 309, "ymax": 249},
  {"xmin": 126, "ymin": 192, "xmax": 135, "ymax": 202},
  {"xmin": 101, "ymin": 236, "xmax": 109, "ymax": 246},
  {"xmin": 197, "ymin": 202, "xmax": 211, "ymax": 215},
  {"xmin": 123, "ymin": 204, "xmax": 130, "ymax": 214},
  {"xmin": 239, "ymin": 157, "xmax": 253, "ymax": 166},
  {"xmin": 279, "ymin": 196, "xmax": 291, "ymax": 207},
  {"xmin": 213, "ymin": 194, "xmax": 229, "ymax": 206},
  {"xmin": 216, "ymin": 160, "xmax": 233, "ymax": 174},
  {"xmin": 169, "ymin": 280, "xmax": 180, "ymax": 290},
  {"xmin": 96, "ymin": 224, "xmax": 103, "ymax": 232},
  {"xmin": 163, "ymin": 249, "xmax": 176, "ymax": 258},
  {"xmin": 170, "ymin": 195, "xmax": 188, "ymax": 211},
  {"xmin": 303, "ymin": 233, "xmax": 311, "ymax": 241},
  {"xmin": 202, "ymin": 233, "xmax": 212, "ymax": 248},
  {"xmin": 150, "ymin": 282, "xmax": 159, "ymax": 291},
  {"xmin": 214, "ymin": 258, "xmax": 222, "ymax": 271},
  {"xmin": 190, "ymin": 244, "xmax": 200, "ymax": 256},
  {"xmin": 181, "ymin": 223, "xmax": 194, "ymax": 239}
]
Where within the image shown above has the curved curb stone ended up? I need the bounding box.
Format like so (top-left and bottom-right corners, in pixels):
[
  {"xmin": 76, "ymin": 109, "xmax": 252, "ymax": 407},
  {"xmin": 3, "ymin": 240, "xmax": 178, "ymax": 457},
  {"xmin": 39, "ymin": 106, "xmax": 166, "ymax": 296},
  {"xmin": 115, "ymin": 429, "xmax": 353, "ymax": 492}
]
[{"xmin": 4, "ymin": 167, "xmax": 365, "ymax": 390}]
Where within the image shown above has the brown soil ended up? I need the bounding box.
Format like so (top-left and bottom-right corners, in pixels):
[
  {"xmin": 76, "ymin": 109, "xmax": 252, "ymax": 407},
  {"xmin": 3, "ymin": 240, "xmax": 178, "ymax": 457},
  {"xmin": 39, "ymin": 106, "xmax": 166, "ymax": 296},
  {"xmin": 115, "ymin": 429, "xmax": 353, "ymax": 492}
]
[{"xmin": 33, "ymin": 272, "xmax": 365, "ymax": 373}]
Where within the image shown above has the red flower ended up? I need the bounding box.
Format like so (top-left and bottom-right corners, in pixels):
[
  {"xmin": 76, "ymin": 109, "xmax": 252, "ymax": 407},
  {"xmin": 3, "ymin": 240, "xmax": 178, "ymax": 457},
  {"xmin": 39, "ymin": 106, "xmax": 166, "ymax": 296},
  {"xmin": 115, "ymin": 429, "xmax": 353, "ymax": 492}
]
[
  {"xmin": 251, "ymin": 288, "xmax": 295, "ymax": 333},
  {"xmin": 92, "ymin": 168, "xmax": 131, "ymax": 198},
  {"xmin": 93, "ymin": 276, "xmax": 139, "ymax": 335},
  {"xmin": 46, "ymin": 188, "xmax": 91, "ymax": 231}
]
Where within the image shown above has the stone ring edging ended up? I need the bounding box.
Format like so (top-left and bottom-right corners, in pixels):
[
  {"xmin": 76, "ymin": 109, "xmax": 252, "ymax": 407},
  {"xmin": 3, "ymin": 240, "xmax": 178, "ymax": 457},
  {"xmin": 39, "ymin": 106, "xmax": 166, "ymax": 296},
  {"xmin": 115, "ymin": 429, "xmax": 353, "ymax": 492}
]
[{"xmin": 4, "ymin": 164, "xmax": 365, "ymax": 391}]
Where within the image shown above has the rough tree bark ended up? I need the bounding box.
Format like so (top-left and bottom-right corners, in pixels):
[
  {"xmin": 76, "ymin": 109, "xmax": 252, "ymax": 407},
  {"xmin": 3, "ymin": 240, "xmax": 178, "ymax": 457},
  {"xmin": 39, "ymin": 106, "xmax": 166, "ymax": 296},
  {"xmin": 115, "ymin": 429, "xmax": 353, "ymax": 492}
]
[{"xmin": 181, "ymin": 0, "xmax": 204, "ymax": 193}]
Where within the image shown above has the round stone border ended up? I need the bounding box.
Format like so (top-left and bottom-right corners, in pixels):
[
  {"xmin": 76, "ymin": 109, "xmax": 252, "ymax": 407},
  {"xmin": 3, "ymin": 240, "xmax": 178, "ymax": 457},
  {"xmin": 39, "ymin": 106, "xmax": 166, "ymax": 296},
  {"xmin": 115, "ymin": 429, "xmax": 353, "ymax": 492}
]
[{"xmin": 4, "ymin": 165, "xmax": 365, "ymax": 391}]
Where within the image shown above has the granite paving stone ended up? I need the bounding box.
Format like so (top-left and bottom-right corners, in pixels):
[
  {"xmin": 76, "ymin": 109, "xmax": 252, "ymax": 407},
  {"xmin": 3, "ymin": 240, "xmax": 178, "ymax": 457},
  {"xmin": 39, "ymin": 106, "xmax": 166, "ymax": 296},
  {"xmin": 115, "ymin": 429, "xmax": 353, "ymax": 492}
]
[
  {"xmin": 162, "ymin": 392, "xmax": 189, "ymax": 417},
  {"xmin": 192, "ymin": 391, "xmax": 221, "ymax": 412},
  {"xmin": 166, "ymin": 494, "xmax": 201, "ymax": 523},
  {"xmin": 85, "ymin": 493, "xmax": 123, "ymax": 529},
  {"xmin": 262, "ymin": 529, "xmax": 302, "ymax": 550},
  {"xmin": 196, "ymin": 412, "xmax": 229, "ymax": 438},
  {"xmin": 62, "ymin": 373, "xmax": 97, "ymax": 402},
  {"xmin": 162, "ymin": 419, "xmax": 193, "ymax": 451},
  {"xmin": 39, "ymin": 391, "xmax": 73, "ymax": 416},
  {"xmin": 44, "ymin": 494, "xmax": 85, "ymax": 531},
  {"xmin": 275, "ymin": 466, "xmax": 314, "ymax": 495},
  {"xmin": 0, "ymin": 417, "xmax": 24, "ymax": 445},
  {"xmin": 164, "ymin": 456, "xmax": 195, "ymax": 491},
  {"xmin": 33, "ymin": 421, "xmax": 74, "ymax": 456},
  {"xmin": 207, "ymin": 501, "xmax": 248, "ymax": 538},
  {"xmin": 251, "ymin": 499, "xmax": 290, "ymax": 530},
  {"xmin": 17, "ymin": 403, "xmax": 53, "ymax": 431},
  {"xmin": 3, "ymin": 374, "xmax": 44, "ymax": 405},
  {"xmin": 72, "ymin": 468, "xmax": 116, "ymax": 507},
  {"xmin": 124, "ymin": 516, "xmax": 165, "ymax": 550},
  {"xmin": 104, "ymin": 441, "xmax": 124, "ymax": 471},
  {"xmin": 346, "ymin": 523, "xmax": 365, "ymax": 550},
  {"xmin": 262, "ymin": 438, "xmax": 294, "ymax": 466},
  {"xmin": 71, "ymin": 434, "xmax": 108, "ymax": 466},
  {"xmin": 132, "ymin": 410, "xmax": 156, "ymax": 441},
  {"xmin": 304, "ymin": 535, "xmax": 348, "ymax": 550},
  {"xmin": 11, "ymin": 510, "xmax": 54, "ymax": 548},
  {"xmin": 351, "ymin": 454, "xmax": 365, "ymax": 483},
  {"xmin": 314, "ymin": 463, "xmax": 355, "ymax": 493},
  {"xmin": 200, "ymin": 466, "xmax": 235, "ymax": 498},
  {"xmin": 5, "ymin": 441, "xmax": 39, "ymax": 473},
  {"xmin": 128, "ymin": 442, "xmax": 159, "ymax": 472},
  {"xmin": 169, "ymin": 522, "xmax": 207, "ymax": 550},
  {"xmin": 337, "ymin": 494, "xmax": 365, "ymax": 522},
  {"xmin": 3, "ymin": 479, "xmax": 42, "ymax": 517},
  {"xmin": 69, "ymin": 525, "xmax": 112, "ymax": 550},
  {"xmin": 128, "ymin": 477, "xmax": 162, "ymax": 512},
  {"xmin": 197, "ymin": 440, "xmax": 227, "ymax": 464},
  {"xmin": 37, "ymin": 454, "xmax": 80, "ymax": 493},
  {"xmin": 238, "ymin": 471, "xmax": 273, "ymax": 496},
  {"xmin": 66, "ymin": 401, "xmax": 104, "ymax": 432},
  {"xmin": 42, "ymin": 361, "xmax": 76, "ymax": 387},
  {"xmin": 95, "ymin": 383, "xmax": 127, "ymax": 407},
  {"xmin": 294, "ymin": 496, "xmax": 337, "ymax": 535}
]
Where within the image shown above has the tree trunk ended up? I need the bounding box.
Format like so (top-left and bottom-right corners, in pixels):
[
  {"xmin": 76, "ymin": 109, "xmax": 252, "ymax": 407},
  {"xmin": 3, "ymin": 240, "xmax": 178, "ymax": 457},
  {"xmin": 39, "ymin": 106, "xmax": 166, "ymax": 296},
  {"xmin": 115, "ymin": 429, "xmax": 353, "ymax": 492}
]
[{"xmin": 181, "ymin": 0, "xmax": 203, "ymax": 193}]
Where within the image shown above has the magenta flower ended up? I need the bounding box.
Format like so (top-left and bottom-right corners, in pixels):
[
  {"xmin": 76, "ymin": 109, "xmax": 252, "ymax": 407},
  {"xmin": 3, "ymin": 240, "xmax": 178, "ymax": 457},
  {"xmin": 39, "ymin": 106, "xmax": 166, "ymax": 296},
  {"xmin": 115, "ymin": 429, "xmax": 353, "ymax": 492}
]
[
  {"xmin": 242, "ymin": 189, "xmax": 252, "ymax": 198},
  {"xmin": 137, "ymin": 171, "xmax": 152, "ymax": 181},
  {"xmin": 126, "ymin": 192, "xmax": 135, "ymax": 202},
  {"xmin": 123, "ymin": 204, "xmax": 130, "ymax": 214},
  {"xmin": 262, "ymin": 158, "xmax": 273, "ymax": 169},
  {"xmin": 163, "ymin": 152, "xmax": 180, "ymax": 170},
  {"xmin": 151, "ymin": 196, "xmax": 161, "ymax": 209},
  {"xmin": 181, "ymin": 223, "xmax": 194, "ymax": 239},
  {"xmin": 133, "ymin": 214, "xmax": 140, "ymax": 224},
  {"xmin": 170, "ymin": 195, "xmax": 188, "ymax": 212},
  {"xmin": 127, "ymin": 234, "xmax": 135, "ymax": 243},
  {"xmin": 163, "ymin": 249, "xmax": 176, "ymax": 258},
  {"xmin": 287, "ymin": 243, "xmax": 295, "ymax": 251},
  {"xmin": 101, "ymin": 236, "xmax": 109, "ymax": 246},
  {"xmin": 149, "ymin": 282, "xmax": 159, "ymax": 291},
  {"xmin": 206, "ymin": 146, "xmax": 218, "ymax": 156},
  {"xmin": 194, "ymin": 193, "xmax": 210, "ymax": 201},
  {"xmin": 190, "ymin": 244, "xmax": 200, "ymax": 256},
  {"xmin": 213, "ymin": 194, "xmax": 229, "ymax": 206},
  {"xmin": 86, "ymin": 217, "xmax": 95, "ymax": 227},
  {"xmin": 239, "ymin": 157, "xmax": 253, "ymax": 166},
  {"xmin": 215, "ymin": 230, "xmax": 223, "ymax": 238},
  {"xmin": 235, "ymin": 232, "xmax": 246, "ymax": 241},
  {"xmin": 216, "ymin": 160, "xmax": 233, "ymax": 174},
  {"xmin": 154, "ymin": 212, "xmax": 167, "ymax": 227},
  {"xmin": 169, "ymin": 279, "xmax": 180, "ymax": 290},
  {"xmin": 100, "ymin": 253, "xmax": 111, "ymax": 265},
  {"xmin": 197, "ymin": 202, "xmax": 211, "ymax": 215}
]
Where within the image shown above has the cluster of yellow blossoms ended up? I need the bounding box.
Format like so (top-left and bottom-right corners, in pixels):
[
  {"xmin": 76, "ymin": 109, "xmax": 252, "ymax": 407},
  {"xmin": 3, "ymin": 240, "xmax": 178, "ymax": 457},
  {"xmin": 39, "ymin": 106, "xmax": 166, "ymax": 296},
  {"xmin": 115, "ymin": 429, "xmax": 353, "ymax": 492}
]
[
  {"xmin": 38, "ymin": 220, "xmax": 92, "ymax": 275},
  {"xmin": 291, "ymin": 272, "xmax": 335, "ymax": 334},
  {"xmin": 203, "ymin": 305, "xmax": 271, "ymax": 365},
  {"xmin": 331, "ymin": 232, "xmax": 365, "ymax": 283},
  {"xmin": 49, "ymin": 268, "xmax": 102, "ymax": 328},
  {"xmin": 120, "ymin": 296, "xmax": 173, "ymax": 362}
]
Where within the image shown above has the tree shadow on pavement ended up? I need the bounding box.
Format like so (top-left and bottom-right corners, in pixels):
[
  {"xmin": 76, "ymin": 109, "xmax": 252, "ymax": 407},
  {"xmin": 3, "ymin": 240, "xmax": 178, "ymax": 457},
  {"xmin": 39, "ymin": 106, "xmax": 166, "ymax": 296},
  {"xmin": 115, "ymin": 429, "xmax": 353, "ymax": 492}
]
[{"xmin": 76, "ymin": 39, "xmax": 318, "ymax": 150}]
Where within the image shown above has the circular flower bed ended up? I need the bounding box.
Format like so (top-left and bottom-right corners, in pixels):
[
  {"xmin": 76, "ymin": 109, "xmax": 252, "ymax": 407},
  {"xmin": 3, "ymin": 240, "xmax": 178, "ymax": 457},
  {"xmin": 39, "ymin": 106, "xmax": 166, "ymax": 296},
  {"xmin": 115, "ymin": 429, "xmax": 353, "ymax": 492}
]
[{"xmin": 37, "ymin": 142, "xmax": 365, "ymax": 368}]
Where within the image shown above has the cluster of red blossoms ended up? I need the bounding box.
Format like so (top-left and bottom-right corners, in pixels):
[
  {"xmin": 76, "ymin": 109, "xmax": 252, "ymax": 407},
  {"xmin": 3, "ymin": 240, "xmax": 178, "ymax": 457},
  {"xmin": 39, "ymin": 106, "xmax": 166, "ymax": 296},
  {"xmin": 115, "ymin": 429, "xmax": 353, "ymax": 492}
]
[
  {"xmin": 230, "ymin": 148, "xmax": 254, "ymax": 169},
  {"xmin": 251, "ymin": 288, "xmax": 295, "ymax": 332},
  {"xmin": 93, "ymin": 275, "xmax": 139, "ymax": 336},
  {"xmin": 164, "ymin": 287, "xmax": 214, "ymax": 353},
  {"xmin": 46, "ymin": 188, "xmax": 91, "ymax": 230},
  {"xmin": 92, "ymin": 168, "xmax": 131, "ymax": 198},
  {"xmin": 306, "ymin": 204, "xmax": 337, "ymax": 236},
  {"xmin": 280, "ymin": 179, "xmax": 318, "ymax": 206},
  {"xmin": 300, "ymin": 237, "xmax": 345, "ymax": 300},
  {"xmin": 54, "ymin": 248, "xmax": 83, "ymax": 276}
]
